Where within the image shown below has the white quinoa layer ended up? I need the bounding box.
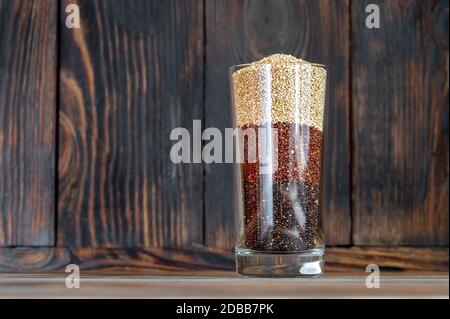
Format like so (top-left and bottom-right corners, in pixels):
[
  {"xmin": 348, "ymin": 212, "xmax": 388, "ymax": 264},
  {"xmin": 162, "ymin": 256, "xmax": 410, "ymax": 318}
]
[{"xmin": 232, "ymin": 54, "xmax": 327, "ymax": 132}]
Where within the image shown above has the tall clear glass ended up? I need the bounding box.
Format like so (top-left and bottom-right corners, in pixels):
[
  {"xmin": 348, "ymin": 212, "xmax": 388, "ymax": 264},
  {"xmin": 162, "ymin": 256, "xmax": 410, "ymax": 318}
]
[{"xmin": 230, "ymin": 62, "xmax": 327, "ymax": 277}]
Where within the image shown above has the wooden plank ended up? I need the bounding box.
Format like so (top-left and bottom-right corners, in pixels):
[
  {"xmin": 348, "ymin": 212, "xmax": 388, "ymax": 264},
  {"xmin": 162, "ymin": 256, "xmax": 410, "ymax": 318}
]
[
  {"xmin": 352, "ymin": 0, "xmax": 449, "ymax": 245},
  {"xmin": 0, "ymin": 0, "xmax": 56, "ymax": 245},
  {"xmin": 0, "ymin": 274, "xmax": 448, "ymax": 298},
  {"xmin": 0, "ymin": 247, "xmax": 447, "ymax": 273},
  {"xmin": 325, "ymin": 246, "xmax": 449, "ymax": 272},
  {"xmin": 0, "ymin": 247, "xmax": 234, "ymax": 273},
  {"xmin": 204, "ymin": 0, "xmax": 351, "ymax": 248},
  {"xmin": 58, "ymin": 0, "xmax": 204, "ymax": 246}
]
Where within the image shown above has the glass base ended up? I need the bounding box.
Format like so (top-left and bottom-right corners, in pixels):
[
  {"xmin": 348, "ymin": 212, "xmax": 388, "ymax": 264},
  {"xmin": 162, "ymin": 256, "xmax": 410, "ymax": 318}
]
[{"xmin": 235, "ymin": 247, "xmax": 324, "ymax": 277}]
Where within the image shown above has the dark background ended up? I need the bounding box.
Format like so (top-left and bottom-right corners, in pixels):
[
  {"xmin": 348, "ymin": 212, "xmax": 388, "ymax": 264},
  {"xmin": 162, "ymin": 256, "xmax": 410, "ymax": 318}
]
[{"xmin": 0, "ymin": 0, "xmax": 448, "ymax": 272}]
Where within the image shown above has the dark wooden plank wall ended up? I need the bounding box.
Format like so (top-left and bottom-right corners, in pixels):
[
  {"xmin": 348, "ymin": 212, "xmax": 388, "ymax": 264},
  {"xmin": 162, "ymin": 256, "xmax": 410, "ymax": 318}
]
[
  {"xmin": 58, "ymin": 0, "xmax": 204, "ymax": 247},
  {"xmin": 204, "ymin": 0, "xmax": 351, "ymax": 248},
  {"xmin": 0, "ymin": 0, "xmax": 56, "ymax": 246},
  {"xmin": 352, "ymin": 0, "xmax": 449, "ymax": 245},
  {"xmin": 0, "ymin": 0, "xmax": 448, "ymax": 254}
]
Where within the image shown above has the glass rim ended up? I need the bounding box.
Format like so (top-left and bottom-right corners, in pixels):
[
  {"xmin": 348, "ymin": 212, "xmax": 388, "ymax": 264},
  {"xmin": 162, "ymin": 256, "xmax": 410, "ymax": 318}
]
[{"xmin": 229, "ymin": 62, "xmax": 327, "ymax": 73}]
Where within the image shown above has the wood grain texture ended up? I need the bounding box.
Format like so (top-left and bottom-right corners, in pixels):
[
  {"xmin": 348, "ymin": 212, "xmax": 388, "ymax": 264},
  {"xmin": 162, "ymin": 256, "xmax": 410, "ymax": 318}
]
[
  {"xmin": 325, "ymin": 247, "xmax": 449, "ymax": 272},
  {"xmin": 352, "ymin": 0, "xmax": 449, "ymax": 245},
  {"xmin": 204, "ymin": 0, "xmax": 351, "ymax": 248},
  {"xmin": 0, "ymin": 0, "xmax": 56, "ymax": 246},
  {"xmin": 58, "ymin": 0, "xmax": 204, "ymax": 247},
  {"xmin": 0, "ymin": 247, "xmax": 447, "ymax": 273},
  {"xmin": 0, "ymin": 247, "xmax": 234, "ymax": 273}
]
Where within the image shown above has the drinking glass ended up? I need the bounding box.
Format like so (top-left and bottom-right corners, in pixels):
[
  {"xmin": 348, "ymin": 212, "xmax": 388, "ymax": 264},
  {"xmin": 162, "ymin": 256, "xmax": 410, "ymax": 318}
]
[{"xmin": 230, "ymin": 62, "xmax": 327, "ymax": 277}]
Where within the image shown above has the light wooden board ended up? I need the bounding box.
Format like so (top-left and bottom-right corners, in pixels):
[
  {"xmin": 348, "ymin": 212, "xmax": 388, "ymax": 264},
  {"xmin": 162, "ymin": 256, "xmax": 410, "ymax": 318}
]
[{"xmin": 0, "ymin": 273, "xmax": 447, "ymax": 298}]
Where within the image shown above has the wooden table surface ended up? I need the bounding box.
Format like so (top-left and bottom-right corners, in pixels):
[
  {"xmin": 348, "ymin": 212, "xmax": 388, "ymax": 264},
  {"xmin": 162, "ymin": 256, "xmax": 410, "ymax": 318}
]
[
  {"xmin": 0, "ymin": 272, "xmax": 447, "ymax": 299},
  {"xmin": 1, "ymin": 247, "xmax": 448, "ymax": 298}
]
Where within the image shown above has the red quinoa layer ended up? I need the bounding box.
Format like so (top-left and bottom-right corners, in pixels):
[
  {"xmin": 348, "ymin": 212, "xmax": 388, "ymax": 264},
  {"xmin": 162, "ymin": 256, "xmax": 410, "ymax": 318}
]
[{"xmin": 239, "ymin": 122, "xmax": 323, "ymax": 251}]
